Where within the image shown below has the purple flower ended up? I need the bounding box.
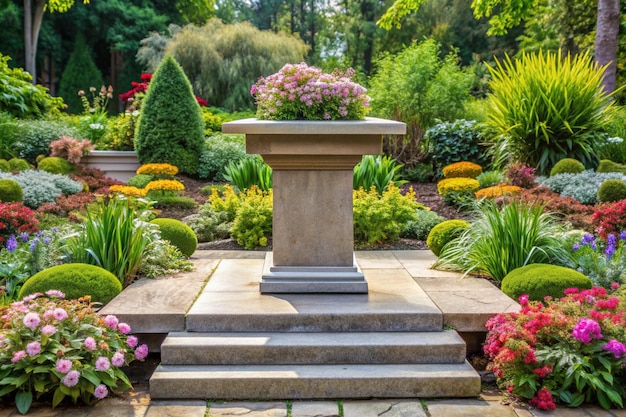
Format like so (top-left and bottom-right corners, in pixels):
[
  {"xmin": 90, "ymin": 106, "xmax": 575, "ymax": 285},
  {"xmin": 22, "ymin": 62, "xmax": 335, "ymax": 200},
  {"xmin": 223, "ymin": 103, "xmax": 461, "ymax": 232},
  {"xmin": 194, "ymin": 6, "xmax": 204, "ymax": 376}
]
[
  {"xmin": 93, "ymin": 384, "xmax": 108, "ymax": 400},
  {"xmin": 12, "ymin": 350, "xmax": 26, "ymax": 363},
  {"xmin": 56, "ymin": 359, "xmax": 72, "ymax": 373},
  {"xmin": 581, "ymin": 234, "xmax": 595, "ymax": 245},
  {"xmin": 620, "ymin": 230, "xmax": 626, "ymax": 240},
  {"xmin": 84, "ymin": 337, "xmax": 97, "ymax": 350},
  {"xmin": 19, "ymin": 232, "xmax": 30, "ymax": 242},
  {"xmin": 23, "ymin": 312, "xmax": 41, "ymax": 329},
  {"xmin": 41, "ymin": 324, "xmax": 57, "ymax": 335},
  {"xmin": 605, "ymin": 244, "xmax": 616, "ymax": 259},
  {"xmin": 135, "ymin": 344, "xmax": 149, "ymax": 360},
  {"xmin": 111, "ymin": 351, "xmax": 126, "ymax": 367},
  {"xmin": 126, "ymin": 336, "xmax": 138, "ymax": 349},
  {"xmin": 117, "ymin": 323, "xmax": 131, "ymax": 334},
  {"xmin": 572, "ymin": 243, "xmax": 580, "ymax": 251},
  {"xmin": 602, "ymin": 340, "xmax": 626, "ymax": 358},
  {"xmin": 572, "ymin": 318, "xmax": 603, "ymax": 343},
  {"xmin": 62, "ymin": 370, "xmax": 80, "ymax": 387},
  {"xmin": 26, "ymin": 341, "xmax": 41, "ymax": 357},
  {"xmin": 95, "ymin": 356, "xmax": 110, "ymax": 371},
  {"xmin": 5, "ymin": 235, "xmax": 18, "ymax": 253}
]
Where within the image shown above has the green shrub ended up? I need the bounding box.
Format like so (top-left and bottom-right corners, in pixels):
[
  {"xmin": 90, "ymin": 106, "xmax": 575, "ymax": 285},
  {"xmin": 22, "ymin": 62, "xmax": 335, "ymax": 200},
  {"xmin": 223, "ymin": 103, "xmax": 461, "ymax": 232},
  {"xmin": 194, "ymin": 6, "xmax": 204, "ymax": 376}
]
[
  {"xmin": 501, "ymin": 263, "xmax": 592, "ymax": 301},
  {"xmin": 151, "ymin": 196, "xmax": 197, "ymax": 210},
  {"xmin": 197, "ymin": 134, "xmax": 247, "ymax": 180},
  {"xmin": 9, "ymin": 118, "xmax": 80, "ymax": 163},
  {"xmin": 184, "ymin": 205, "xmax": 232, "ymax": 242},
  {"xmin": 0, "ymin": 170, "xmax": 83, "ymax": 208},
  {"xmin": 127, "ymin": 174, "xmax": 153, "ymax": 189},
  {"xmin": 353, "ymin": 184, "xmax": 421, "ymax": 246},
  {"xmin": 477, "ymin": 170, "xmax": 505, "ymax": 189},
  {"xmin": 18, "ymin": 263, "xmax": 122, "ymax": 305},
  {"xmin": 0, "ymin": 178, "xmax": 23, "ymax": 202},
  {"xmin": 0, "ymin": 159, "xmax": 10, "ymax": 172},
  {"xmin": 442, "ymin": 161, "xmax": 483, "ymax": 179},
  {"xmin": 353, "ymin": 155, "xmax": 406, "ymax": 193},
  {"xmin": 426, "ymin": 219, "xmax": 469, "ymax": 257},
  {"xmin": 597, "ymin": 136, "xmax": 626, "ymax": 165},
  {"xmin": 223, "ymin": 156, "xmax": 272, "ymax": 191},
  {"xmin": 401, "ymin": 162, "xmax": 435, "ymax": 183},
  {"xmin": 401, "ymin": 209, "xmax": 445, "ymax": 240},
  {"xmin": 150, "ymin": 218, "xmax": 198, "ymax": 257},
  {"xmin": 597, "ymin": 179, "xmax": 626, "ymax": 203},
  {"xmin": 436, "ymin": 200, "xmax": 571, "ymax": 281},
  {"xmin": 596, "ymin": 159, "xmax": 626, "ymax": 174},
  {"xmin": 8, "ymin": 158, "xmax": 30, "ymax": 171},
  {"xmin": 486, "ymin": 51, "xmax": 614, "ymax": 175},
  {"xmin": 135, "ymin": 56, "xmax": 205, "ymax": 175},
  {"xmin": 230, "ymin": 187, "xmax": 273, "ymax": 249},
  {"xmin": 550, "ymin": 158, "xmax": 585, "ymax": 176},
  {"xmin": 37, "ymin": 156, "xmax": 73, "ymax": 175},
  {"xmin": 537, "ymin": 170, "xmax": 626, "ymax": 205},
  {"xmin": 425, "ymin": 119, "xmax": 489, "ymax": 174}
]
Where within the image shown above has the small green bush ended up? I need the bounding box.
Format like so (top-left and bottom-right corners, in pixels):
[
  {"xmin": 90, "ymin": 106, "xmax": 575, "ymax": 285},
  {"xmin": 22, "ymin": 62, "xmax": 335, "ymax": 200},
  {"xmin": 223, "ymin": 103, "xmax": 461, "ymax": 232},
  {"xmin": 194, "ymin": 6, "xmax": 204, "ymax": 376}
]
[
  {"xmin": 127, "ymin": 174, "xmax": 153, "ymax": 188},
  {"xmin": 18, "ymin": 263, "xmax": 122, "ymax": 305},
  {"xmin": 223, "ymin": 156, "xmax": 273, "ymax": 191},
  {"xmin": 597, "ymin": 179, "xmax": 626, "ymax": 202},
  {"xmin": 37, "ymin": 156, "xmax": 73, "ymax": 175},
  {"xmin": 184, "ymin": 205, "xmax": 232, "ymax": 242},
  {"xmin": 230, "ymin": 187, "xmax": 273, "ymax": 249},
  {"xmin": 550, "ymin": 158, "xmax": 585, "ymax": 176},
  {"xmin": 151, "ymin": 218, "xmax": 198, "ymax": 257},
  {"xmin": 596, "ymin": 159, "xmax": 626, "ymax": 174},
  {"xmin": 0, "ymin": 178, "xmax": 23, "ymax": 202},
  {"xmin": 477, "ymin": 170, "xmax": 505, "ymax": 189},
  {"xmin": 197, "ymin": 134, "xmax": 247, "ymax": 180},
  {"xmin": 151, "ymin": 196, "xmax": 197, "ymax": 210},
  {"xmin": 426, "ymin": 119, "xmax": 489, "ymax": 174},
  {"xmin": 8, "ymin": 158, "xmax": 30, "ymax": 172},
  {"xmin": 353, "ymin": 155, "xmax": 406, "ymax": 193},
  {"xmin": 426, "ymin": 219, "xmax": 470, "ymax": 256},
  {"xmin": 401, "ymin": 209, "xmax": 445, "ymax": 240},
  {"xmin": 0, "ymin": 159, "xmax": 10, "ymax": 172},
  {"xmin": 501, "ymin": 263, "xmax": 592, "ymax": 301}
]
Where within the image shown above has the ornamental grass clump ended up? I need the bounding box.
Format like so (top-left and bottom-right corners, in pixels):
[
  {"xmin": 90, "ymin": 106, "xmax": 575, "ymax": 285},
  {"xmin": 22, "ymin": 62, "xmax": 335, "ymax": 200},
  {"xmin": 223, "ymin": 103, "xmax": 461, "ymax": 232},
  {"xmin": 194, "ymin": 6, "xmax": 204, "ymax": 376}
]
[
  {"xmin": 251, "ymin": 62, "xmax": 370, "ymax": 120},
  {"xmin": 484, "ymin": 287, "xmax": 626, "ymax": 410},
  {"xmin": 0, "ymin": 291, "xmax": 148, "ymax": 414}
]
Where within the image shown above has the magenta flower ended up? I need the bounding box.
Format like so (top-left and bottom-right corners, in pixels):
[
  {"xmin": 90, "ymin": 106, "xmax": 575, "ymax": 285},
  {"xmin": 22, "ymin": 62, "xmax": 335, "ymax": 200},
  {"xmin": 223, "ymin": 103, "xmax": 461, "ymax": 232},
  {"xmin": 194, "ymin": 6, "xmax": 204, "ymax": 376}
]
[
  {"xmin": 23, "ymin": 312, "xmax": 41, "ymax": 329},
  {"xmin": 62, "ymin": 370, "xmax": 80, "ymax": 387},
  {"xmin": 135, "ymin": 344, "xmax": 149, "ymax": 360},
  {"xmin": 41, "ymin": 324, "xmax": 57, "ymax": 335},
  {"xmin": 26, "ymin": 341, "xmax": 41, "ymax": 357},
  {"xmin": 111, "ymin": 351, "xmax": 126, "ymax": 367},
  {"xmin": 126, "ymin": 335, "xmax": 138, "ymax": 348},
  {"xmin": 55, "ymin": 359, "xmax": 72, "ymax": 373},
  {"xmin": 11, "ymin": 350, "xmax": 26, "ymax": 363},
  {"xmin": 95, "ymin": 356, "xmax": 111, "ymax": 371},
  {"xmin": 103, "ymin": 315, "xmax": 119, "ymax": 329},
  {"xmin": 84, "ymin": 337, "xmax": 97, "ymax": 350},
  {"xmin": 602, "ymin": 339, "xmax": 626, "ymax": 358},
  {"xmin": 52, "ymin": 308, "xmax": 68, "ymax": 321},
  {"xmin": 572, "ymin": 318, "xmax": 603, "ymax": 343},
  {"xmin": 117, "ymin": 323, "xmax": 131, "ymax": 334},
  {"xmin": 93, "ymin": 384, "xmax": 108, "ymax": 399}
]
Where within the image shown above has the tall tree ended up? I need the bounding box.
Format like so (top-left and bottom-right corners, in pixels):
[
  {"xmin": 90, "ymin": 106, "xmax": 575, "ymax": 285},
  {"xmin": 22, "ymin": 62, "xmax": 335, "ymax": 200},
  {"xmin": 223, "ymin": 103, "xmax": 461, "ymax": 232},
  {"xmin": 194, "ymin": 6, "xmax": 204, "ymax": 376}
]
[
  {"xmin": 595, "ymin": 0, "xmax": 620, "ymax": 92},
  {"xmin": 23, "ymin": 0, "xmax": 89, "ymax": 83}
]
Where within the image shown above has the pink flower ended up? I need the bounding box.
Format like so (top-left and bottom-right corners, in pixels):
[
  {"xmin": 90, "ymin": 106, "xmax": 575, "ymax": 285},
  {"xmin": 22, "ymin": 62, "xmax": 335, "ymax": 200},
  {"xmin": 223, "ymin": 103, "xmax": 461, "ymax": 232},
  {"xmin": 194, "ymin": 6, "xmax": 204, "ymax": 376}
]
[
  {"xmin": 62, "ymin": 370, "xmax": 80, "ymax": 387},
  {"xmin": 93, "ymin": 384, "xmax": 108, "ymax": 399},
  {"xmin": 118, "ymin": 323, "xmax": 131, "ymax": 334},
  {"xmin": 518, "ymin": 294, "xmax": 529, "ymax": 306},
  {"xmin": 12, "ymin": 350, "xmax": 26, "ymax": 363},
  {"xmin": 103, "ymin": 315, "xmax": 119, "ymax": 329},
  {"xmin": 56, "ymin": 359, "xmax": 72, "ymax": 373},
  {"xmin": 112, "ymin": 351, "xmax": 126, "ymax": 367},
  {"xmin": 84, "ymin": 337, "xmax": 97, "ymax": 350},
  {"xmin": 45, "ymin": 290, "xmax": 65, "ymax": 298},
  {"xmin": 41, "ymin": 324, "xmax": 57, "ymax": 335},
  {"xmin": 95, "ymin": 356, "xmax": 110, "ymax": 371},
  {"xmin": 611, "ymin": 282, "xmax": 620, "ymax": 290},
  {"xmin": 52, "ymin": 308, "xmax": 68, "ymax": 321},
  {"xmin": 135, "ymin": 344, "xmax": 149, "ymax": 360},
  {"xmin": 572, "ymin": 318, "xmax": 603, "ymax": 343},
  {"xmin": 602, "ymin": 339, "xmax": 626, "ymax": 358},
  {"xmin": 26, "ymin": 341, "xmax": 41, "ymax": 357},
  {"xmin": 126, "ymin": 336, "xmax": 138, "ymax": 348},
  {"xmin": 23, "ymin": 312, "xmax": 41, "ymax": 329}
]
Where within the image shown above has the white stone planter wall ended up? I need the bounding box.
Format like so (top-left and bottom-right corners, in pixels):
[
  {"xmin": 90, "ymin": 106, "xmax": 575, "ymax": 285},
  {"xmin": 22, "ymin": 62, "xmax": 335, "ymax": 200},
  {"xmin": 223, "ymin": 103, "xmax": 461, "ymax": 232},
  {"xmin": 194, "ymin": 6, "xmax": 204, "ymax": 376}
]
[{"xmin": 83, "ymin": 150, "xmax": 141, "ymax": 182}]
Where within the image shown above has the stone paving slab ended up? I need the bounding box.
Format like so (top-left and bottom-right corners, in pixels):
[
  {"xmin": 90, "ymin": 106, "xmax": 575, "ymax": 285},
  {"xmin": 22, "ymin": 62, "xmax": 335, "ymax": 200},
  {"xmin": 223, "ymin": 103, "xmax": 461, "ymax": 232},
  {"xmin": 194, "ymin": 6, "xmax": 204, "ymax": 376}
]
[
  {"xmin": 208, "ymin": 401, "xmax": 286, "ymax": 416},
  {"xmin": 144, "ymin": 401, "xmax": 207, "ymax": 417},
  {"xmin": 291, "ymin": 401, "xmax": 339, "ymax": 416},
  {"xmin": 343, "ymin": 400, "xmax": 427, "ymax": 417},
  {"xmin": 425, "ymin": 398, "xmax": 519, "ymax": 417}
]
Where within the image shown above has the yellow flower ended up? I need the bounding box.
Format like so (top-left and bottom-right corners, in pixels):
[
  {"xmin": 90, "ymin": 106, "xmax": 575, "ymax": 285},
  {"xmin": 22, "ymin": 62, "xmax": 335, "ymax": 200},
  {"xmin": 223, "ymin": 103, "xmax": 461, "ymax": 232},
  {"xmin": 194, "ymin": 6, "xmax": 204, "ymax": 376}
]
[
  {"xmin": 442, "ymin": 161, "xmax": 483, "ymax": 179},
  {"xmin": 136, "ymin": 163, "xmax": 179, "ymax": 176},
  {"xmin": 437, "ymin": 177, "xmax": 480, "ymax": 196},
  {"xmin": 144, "ymin": 179, "xmax": 185, "ymax": 192},
  {"xmin": 109, "ymin": 185, "xmax": 147, "ymax": 197},
  {"xmin": 475, "ymin": 184, "xmax": 522, "ymax": 199}
]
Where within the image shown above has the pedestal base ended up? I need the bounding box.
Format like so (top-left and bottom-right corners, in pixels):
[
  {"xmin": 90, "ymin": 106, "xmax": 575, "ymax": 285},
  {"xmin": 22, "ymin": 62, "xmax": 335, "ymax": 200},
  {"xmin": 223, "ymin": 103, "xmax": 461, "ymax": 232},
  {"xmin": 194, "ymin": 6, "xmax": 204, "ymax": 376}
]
[{"xmin": 260, "ymin": 253, "xmax": 368, "ymax": 294}]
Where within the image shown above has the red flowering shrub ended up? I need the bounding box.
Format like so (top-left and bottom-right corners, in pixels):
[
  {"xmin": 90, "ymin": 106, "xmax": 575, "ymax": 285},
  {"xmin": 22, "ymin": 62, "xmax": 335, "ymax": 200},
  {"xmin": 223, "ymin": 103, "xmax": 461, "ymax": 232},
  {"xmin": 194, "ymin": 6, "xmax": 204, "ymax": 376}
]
[
  {"xmin": 592, "ymin": 200, "xmax": 626, "ymax": 239},
  {"xmin": 0, "ymin": 202, "xmax": 38, "ymax": 243},
  {"xmin": 49, "ymin": 136, "xmax": 94, "ymax": 165},
  {"xmin": 119, "ymin": 73, "xmax": 208, "ymax": 109},
  {"xmin": 506, "ymin": 163, "xmax": 538, "ymax": 189},
  {"xmin": 515, "ymin": 187, "xmax": 594, "ymax": 231},
  {"xmin": 485, "ymin": 287, "xmax": 626, "ymax": 410},
  {"xmin": 71, "ymin": 165, "xmax": 122, "ymax": 192},
  {"xmin": 36, "ymin": 192, "xmax": 96, "ymax": 217}
]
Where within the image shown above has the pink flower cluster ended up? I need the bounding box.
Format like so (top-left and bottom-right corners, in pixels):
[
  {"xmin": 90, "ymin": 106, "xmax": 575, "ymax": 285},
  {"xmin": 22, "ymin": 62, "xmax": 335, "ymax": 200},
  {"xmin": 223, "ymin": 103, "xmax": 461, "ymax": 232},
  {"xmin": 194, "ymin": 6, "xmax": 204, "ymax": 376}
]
[
  {"xmin": 251, "ymin": 62, "xmax": 370, "ymax": 121},
  {"xmin": 572, "ymin": 318, "xmax": 602, "ymax": 343}
]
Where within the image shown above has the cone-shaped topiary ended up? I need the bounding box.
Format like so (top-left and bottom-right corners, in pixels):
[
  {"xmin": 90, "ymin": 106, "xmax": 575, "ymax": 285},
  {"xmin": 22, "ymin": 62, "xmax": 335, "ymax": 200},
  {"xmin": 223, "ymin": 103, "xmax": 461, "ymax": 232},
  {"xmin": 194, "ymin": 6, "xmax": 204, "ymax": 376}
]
[
  {"xmin": 501, "ymin": 263, "xmax": 592, "ymax": 301},
  {"xmin": 135, "ymin": 56, "xmax": 204, "ymax": 175},
  {"xmin": 18, "ymin": 263, "xmax": 122, "ymax": 305},
  {"xmin": 0, "ymin": 178, "xmax": 23, "ymax": 202},
  {"xmin": 58, "ymin": 36, "xmax": 105, "ymax": 114},
  {"xmin": 150, "ymin": 218, "xmax": 198, "ymax": 257}
]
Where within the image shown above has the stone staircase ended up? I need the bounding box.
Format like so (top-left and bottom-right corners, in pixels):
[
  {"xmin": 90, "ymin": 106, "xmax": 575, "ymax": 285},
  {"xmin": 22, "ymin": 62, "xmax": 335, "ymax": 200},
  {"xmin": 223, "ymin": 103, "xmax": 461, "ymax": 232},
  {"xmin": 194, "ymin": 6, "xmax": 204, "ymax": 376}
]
[{"xmin": 148, "ymin": 255, "xmax": 482, "ymax": 400}]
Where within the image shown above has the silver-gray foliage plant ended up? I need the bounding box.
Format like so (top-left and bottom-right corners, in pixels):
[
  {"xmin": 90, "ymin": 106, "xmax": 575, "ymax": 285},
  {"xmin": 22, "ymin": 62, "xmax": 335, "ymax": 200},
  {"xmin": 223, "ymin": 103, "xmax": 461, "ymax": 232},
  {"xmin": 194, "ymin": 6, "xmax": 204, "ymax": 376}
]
[
  {"xmin": 536, "ymin": 170, "xmax": 626, "ymax": 204},
  {"xmin": 0, "ymin": 170, "xmax": 82, "ymax": 208}
]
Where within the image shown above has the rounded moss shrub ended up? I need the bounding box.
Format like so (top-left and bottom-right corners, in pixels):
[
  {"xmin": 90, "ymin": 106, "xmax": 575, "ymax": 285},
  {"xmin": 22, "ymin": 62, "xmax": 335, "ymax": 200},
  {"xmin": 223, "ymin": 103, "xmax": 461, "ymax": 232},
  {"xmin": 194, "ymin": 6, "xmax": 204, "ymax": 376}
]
[
  {"xmin": 549, "ymin": 158, "xmax": 585, "ymax": 176},
  {"xmin": 597, "ymin": 179, "xmax": 626, "ymax": 202},
  {"xmin": 8, "ymin": 158, "xmax": 30, "ymax": 172},
  {"xmin": 19, "ymin": 263, "xmax": 122, "ymax": 305},
  {"xmin": 37, "ymin": 156, "xmax": 74, "ymax": 175},
  {"xmin": 442, "ymin": 161, "xmax": 483, "ymax": 179},
  {"xmin": 426, "ymin": 219, "xmax": 470, "ymax": 257},
  {"xmin": 501, "ymin": 263, "xmax": 592, "ymax": 302},
  {"xmin": 151, "ymin": 218, "xmax": 198, "ymax": 257},
  {"xmin": 597, "ymin": 159, "xmax": 626, "ymax": 174},
  {"xmin": 0, "ymin": 159, "xmax": 10, "ymax": 172},
  {"xmin": 135, "ymin": 56, "xmax": 205, "ymax": 175},
  {"xmin": 127, "ymin": 174, "xmax": 153, "ymax": 189},
  {"xmin": 437, "ymin": 177, "xmax": 481, "ymax": 196},
  {"xmin": 0, "ymin": 178, "xmax": 23, "ymax": 202}
]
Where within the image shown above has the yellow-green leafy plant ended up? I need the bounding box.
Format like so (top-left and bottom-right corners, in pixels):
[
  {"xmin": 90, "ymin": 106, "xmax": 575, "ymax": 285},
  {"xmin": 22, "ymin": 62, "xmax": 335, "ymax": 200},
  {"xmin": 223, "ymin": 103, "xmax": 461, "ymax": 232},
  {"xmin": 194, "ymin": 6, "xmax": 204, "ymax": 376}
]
[
  {"xmin": 486, "ymin": 50, "xmax": 616, "ymax": 175},
  {"xmin": 426, "ymin": 219, "xmax": 469, "ymax": 257},
  {"xmin": 442, "ymin": 161, "xmax": 483, "ymax": 179},
  {"xmin": 353, "ymin": 184, "xmax": 421, "ymax": 247},
  {"xmin": 230, "ymin": 187, "xmax": 273, "ymax": 249},
  {"xmin": 150, "ymin": 218, "xmax": 198, "ymax": 257}
]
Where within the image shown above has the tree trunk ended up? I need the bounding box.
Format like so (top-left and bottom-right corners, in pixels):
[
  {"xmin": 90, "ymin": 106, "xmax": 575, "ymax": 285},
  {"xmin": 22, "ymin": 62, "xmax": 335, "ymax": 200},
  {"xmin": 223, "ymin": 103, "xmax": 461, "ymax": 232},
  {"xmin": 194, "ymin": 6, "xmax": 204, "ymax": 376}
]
[
  {"xmin": 594, "ymin": 0, "xmax": 620, "ymax": 93},
  {"xmin": 23, "ymin": 0, "xmax": 46, "ymax": 83}
]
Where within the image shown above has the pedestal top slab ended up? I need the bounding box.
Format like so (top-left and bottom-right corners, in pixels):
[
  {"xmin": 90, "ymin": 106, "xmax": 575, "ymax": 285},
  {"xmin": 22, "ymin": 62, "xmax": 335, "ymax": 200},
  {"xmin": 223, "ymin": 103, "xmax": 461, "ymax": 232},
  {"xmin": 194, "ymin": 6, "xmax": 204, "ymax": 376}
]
[{"xmin": 222, "ymin": 117, "xmax": 406, "ymax": 135}]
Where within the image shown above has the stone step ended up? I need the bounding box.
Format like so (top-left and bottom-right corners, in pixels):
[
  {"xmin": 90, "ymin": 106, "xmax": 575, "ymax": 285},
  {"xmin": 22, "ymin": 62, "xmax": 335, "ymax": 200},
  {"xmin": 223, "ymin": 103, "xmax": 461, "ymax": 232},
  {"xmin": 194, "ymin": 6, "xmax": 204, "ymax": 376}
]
[
  {"xmin": 160, "ymin": 330, "xmax": 467, "ymax": 365},
  {"xmin": 149, "ymin": 362, "xmax": 481, "ymax": 400}
]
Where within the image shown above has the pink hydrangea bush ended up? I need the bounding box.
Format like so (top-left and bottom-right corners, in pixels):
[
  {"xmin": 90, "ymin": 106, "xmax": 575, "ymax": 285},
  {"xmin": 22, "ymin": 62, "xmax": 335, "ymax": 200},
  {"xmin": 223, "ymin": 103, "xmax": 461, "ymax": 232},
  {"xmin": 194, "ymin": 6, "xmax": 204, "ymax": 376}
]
[
  {"xmin": 250, "ymin": 62, "xmax": 370, "ymax": 121},
  {"xmin": 484, "ymin": 286, "xmax": 626, "ymax": 410},
  {"xmin": 0, "ymin": 291, "xmax": 148, "ymax": 414}
]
